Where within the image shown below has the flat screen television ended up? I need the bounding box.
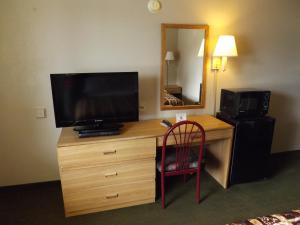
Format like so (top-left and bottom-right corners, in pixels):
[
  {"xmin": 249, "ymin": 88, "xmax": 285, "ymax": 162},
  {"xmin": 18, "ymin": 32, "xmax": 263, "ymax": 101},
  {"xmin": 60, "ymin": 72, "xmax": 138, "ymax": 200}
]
[{"xmin": 50, "ymin": 72, "xmax": 139, "ymax": 128}]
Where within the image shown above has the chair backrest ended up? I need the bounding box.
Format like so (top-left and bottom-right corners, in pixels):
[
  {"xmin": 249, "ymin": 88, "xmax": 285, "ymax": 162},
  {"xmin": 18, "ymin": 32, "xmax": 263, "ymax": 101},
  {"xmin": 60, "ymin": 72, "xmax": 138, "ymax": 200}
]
[{"xmin": 161, "ymin": 120, "xmax": 205, "ymax": 173}]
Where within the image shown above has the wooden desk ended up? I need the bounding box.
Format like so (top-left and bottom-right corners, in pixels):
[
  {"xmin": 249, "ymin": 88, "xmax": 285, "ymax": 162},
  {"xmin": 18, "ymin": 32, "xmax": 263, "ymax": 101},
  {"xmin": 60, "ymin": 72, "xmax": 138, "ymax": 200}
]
[{"xmin": 57, "ymin": 115, "xmax": 233, "ymax": 216}]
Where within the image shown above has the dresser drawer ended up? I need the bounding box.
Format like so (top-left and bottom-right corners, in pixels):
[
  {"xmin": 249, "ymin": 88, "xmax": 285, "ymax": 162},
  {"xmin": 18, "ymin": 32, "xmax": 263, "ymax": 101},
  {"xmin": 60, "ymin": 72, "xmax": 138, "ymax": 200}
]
[
  {"xmin": 58, "ymin": 138, "xmax": 156, "ymax": 169},
  {"xmin": 64, "ymin": 180, "xmax": 155, "ymax": 216},
  {"xmin": 60, "ymin": 159, "xmax": 155, "ymax": 194}
]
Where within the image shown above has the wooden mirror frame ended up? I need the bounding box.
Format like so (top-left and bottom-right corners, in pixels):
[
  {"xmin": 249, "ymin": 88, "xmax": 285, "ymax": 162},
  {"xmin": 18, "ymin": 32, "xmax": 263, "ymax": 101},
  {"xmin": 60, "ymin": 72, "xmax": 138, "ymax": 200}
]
[{"xmin": 160, "ymin": 24, "xmax": 209, "ymax": 111}]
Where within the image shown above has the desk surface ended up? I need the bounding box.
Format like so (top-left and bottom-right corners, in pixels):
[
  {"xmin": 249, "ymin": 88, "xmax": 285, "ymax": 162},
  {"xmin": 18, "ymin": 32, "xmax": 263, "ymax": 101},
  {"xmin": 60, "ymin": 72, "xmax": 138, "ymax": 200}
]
[{"xmin": 58, "ymin": 115, "xmax": 233, "ymax": 147}]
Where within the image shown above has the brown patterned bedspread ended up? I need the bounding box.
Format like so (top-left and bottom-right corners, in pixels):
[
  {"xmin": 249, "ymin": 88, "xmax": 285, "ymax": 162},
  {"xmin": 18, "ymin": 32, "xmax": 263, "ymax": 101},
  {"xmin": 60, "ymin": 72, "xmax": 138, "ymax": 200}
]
[
  {"xmin": 227, "ymin": 209, "xmax": 300, "ymax": 225},
  {"xmin": 163, "ymin": 90, "xmax": 183, "ymax": 106}
]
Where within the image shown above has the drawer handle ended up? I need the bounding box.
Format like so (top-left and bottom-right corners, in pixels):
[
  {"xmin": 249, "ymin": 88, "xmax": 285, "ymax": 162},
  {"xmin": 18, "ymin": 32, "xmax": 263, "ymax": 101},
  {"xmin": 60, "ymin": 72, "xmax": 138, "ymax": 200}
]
[
  {"xmin": 103, "ymin": 150, "xmax": 117, "ymax": 155},
  {"xmin": 104, "ymin": 172, "xmax": 118, "ymax": 177},
  {"xmin": 105, "ymin": 193, "xmax": 119, "ymax": 199}
]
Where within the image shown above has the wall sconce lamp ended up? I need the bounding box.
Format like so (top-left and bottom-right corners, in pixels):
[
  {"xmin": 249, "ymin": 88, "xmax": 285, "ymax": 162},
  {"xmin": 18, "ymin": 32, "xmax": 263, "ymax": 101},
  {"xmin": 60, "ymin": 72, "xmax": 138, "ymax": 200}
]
[
  {"xmin": 211, "ymin": 35, "xmax": 238, "ymax": 115},
  {"xmin": 212, "ymin": 35, "xmax": 238, "ymax": 72},
  {"xmin": 165, "ymin": 51, "xmax": 175, "ymax": 86}
]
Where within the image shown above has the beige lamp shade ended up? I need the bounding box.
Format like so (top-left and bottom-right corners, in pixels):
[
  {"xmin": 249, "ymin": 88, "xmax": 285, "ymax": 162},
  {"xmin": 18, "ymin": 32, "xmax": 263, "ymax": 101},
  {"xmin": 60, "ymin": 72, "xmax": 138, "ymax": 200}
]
[
  {"xmin": 165, "ymin": 51, "xmax": 175, "ymax": 61},
  {"xmin": 213, "ymin": 35, "xmax": 238, "ymax": 57},
  {"xmin": 198, "ymin": 39, "xmax": 205, "ymax": 57}
]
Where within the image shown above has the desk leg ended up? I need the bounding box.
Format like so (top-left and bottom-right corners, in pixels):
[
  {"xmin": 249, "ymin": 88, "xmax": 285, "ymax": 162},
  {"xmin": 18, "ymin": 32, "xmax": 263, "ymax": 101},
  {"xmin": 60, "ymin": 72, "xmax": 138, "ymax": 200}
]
[{"xmin": 205, "ymin": 137, "xmax": 233, "ymax": 189}]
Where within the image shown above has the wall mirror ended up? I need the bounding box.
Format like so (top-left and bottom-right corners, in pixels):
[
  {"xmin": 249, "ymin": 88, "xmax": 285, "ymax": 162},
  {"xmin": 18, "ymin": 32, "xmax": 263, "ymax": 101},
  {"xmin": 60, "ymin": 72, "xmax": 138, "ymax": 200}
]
[{"xmin": 160, "ymin": 24, "xmax": 208, "ymax": 110}]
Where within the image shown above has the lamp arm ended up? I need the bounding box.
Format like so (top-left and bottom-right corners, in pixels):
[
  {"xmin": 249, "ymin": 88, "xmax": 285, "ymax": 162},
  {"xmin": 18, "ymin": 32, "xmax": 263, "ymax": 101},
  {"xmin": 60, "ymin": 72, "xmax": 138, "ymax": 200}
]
[
  {"xmin": 221, "ymin": 57, "xmax": 228, "ymax": 72},
  {"xmin": 213, "ymin": 70, "xmax": 218, "ymax": 116},
  {"xmin": 166, "ymin": 61, "xmax": 169, "ymax": 86}
]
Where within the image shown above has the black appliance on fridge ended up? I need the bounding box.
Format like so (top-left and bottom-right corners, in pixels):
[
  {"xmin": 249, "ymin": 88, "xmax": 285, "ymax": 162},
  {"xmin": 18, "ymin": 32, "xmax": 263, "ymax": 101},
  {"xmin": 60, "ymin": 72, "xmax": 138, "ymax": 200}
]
[{"xmin": 217, "ymin": 89, "xmax": 275, "ymax": 185}]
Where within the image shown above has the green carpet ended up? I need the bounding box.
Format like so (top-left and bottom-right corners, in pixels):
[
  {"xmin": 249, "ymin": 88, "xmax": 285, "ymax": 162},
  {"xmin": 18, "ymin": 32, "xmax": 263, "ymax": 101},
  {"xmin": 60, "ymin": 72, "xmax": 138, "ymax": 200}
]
[{"xmin": 1, "ymin": 151, "xmax": 299, "ymax": 225}]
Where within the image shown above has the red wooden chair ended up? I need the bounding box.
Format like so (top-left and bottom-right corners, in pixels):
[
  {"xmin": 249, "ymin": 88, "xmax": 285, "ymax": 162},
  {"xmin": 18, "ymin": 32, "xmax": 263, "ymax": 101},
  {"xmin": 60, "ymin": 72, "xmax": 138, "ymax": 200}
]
[{"xmin": 157, "ymin": 120, "xmax": 205, "ymax": 208}]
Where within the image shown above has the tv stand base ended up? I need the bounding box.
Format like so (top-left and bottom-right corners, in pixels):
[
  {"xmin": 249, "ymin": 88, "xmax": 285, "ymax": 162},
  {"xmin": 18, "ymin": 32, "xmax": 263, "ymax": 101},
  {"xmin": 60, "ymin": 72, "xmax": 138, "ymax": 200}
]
[
  {"xmin": 73, "ymin": 123, "xmax": 123, "ymax": 138},
  {"xmin": 77, "ymin": 129, "xmax": 121, "ymax": 138}
]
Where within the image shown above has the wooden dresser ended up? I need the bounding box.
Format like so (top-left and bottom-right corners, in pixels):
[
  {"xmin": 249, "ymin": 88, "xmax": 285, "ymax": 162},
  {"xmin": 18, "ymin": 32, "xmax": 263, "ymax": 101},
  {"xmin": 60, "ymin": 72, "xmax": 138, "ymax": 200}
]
[
  {"xmin": 57, "ymin": 136, "xmax": 156, "ymax": 216},
  {"xmin": 57, "ymin": 115, "xmax": 233, "ymax": 217}
]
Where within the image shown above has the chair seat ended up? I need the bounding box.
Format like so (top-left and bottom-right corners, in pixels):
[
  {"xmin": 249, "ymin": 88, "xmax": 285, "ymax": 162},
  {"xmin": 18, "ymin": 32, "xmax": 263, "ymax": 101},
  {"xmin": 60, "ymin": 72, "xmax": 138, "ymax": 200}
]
[{"xmin": 156, "ymin": 151, "xmax": 198, "ymax": 172}]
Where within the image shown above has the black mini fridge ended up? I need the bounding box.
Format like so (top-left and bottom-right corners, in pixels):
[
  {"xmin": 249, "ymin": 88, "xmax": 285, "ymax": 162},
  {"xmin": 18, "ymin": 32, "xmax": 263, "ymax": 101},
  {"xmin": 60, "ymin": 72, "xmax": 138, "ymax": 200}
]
[{"xmin": 217, "ymin": 113, "xmax": 275, "ymax": 185}]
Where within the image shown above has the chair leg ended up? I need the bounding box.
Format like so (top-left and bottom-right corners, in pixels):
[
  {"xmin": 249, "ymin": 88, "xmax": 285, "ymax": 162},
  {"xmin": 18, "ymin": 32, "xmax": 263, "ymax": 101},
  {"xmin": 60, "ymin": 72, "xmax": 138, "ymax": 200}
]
[
  {"xmin": 161, "ymin": 174, "xmax": 165, "ymax": 208},
  {"xmin": 196, "ymin": 170, "xmax": 201, "ymax": 203}
]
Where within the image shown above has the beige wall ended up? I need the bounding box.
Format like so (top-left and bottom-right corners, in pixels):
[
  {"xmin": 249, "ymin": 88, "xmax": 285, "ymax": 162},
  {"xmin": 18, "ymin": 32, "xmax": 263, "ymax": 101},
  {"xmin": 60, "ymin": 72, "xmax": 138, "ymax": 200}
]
[
  {"xmin": 165, "ymin": 28, "xmax": 178, "ymax": 84},
  {"xmin": 0, "ymin": 0, "xmax": 299, "ymax": 186}
]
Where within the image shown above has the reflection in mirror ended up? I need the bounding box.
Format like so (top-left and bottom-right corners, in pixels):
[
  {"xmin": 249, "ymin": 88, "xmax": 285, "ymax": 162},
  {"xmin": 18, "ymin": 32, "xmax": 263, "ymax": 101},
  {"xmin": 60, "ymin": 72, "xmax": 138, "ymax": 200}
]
[{"xmin": 161, "ymin": 24, "xmax": 208, "ymax": 110}]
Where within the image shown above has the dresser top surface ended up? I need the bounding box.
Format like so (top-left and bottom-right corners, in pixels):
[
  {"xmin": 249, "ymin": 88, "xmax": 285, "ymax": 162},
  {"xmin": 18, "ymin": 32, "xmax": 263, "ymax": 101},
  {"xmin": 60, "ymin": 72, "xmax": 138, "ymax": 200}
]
[{"xmin": 57, "ymin": 114, "xmax": 233, "ymax": 147}]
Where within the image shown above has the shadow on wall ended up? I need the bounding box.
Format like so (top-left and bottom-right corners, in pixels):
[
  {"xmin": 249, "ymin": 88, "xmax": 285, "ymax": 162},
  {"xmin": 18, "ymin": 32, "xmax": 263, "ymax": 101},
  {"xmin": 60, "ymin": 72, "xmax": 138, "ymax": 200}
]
[
  {"xmin": 228, "ymin": 34, "xmax": 255, "ymax": 79},
  {"xmin": 269, "ymin": 91, "xmax": 298, "ymax": 153},
  {"xmin": 139, "ymin": 74, "xmax": 159, "ymax": 119}
]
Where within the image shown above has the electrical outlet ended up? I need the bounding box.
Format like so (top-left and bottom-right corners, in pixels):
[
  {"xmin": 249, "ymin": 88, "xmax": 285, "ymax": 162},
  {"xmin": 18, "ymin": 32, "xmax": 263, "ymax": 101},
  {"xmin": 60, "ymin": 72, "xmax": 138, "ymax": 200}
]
[
  {"xmin": 139, "ymin": 105, "xmax": 146, "ymax": 112},
  {"xmin": 35, "ymin": 107, "xmax": 47, "ymax": 119}
]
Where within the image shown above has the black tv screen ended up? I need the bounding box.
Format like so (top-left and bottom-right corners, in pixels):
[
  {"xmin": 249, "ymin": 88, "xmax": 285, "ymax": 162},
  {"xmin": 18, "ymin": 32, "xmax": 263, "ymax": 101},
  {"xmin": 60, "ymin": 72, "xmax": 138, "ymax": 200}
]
[{"xmin": 50, "ymin": 72, "xmax": 139, "ymax": 128}]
